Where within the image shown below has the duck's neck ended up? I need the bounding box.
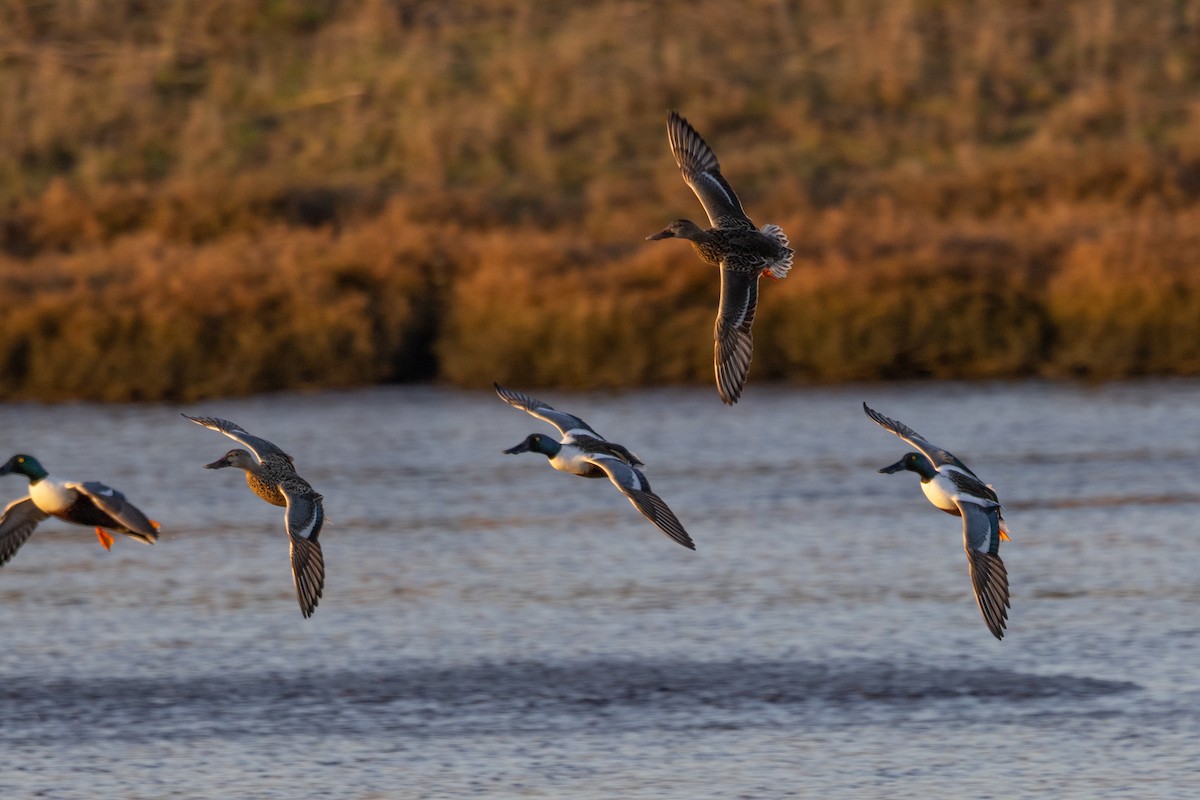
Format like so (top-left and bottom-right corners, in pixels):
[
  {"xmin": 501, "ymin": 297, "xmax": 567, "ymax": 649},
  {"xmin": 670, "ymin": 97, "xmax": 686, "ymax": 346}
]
[
  {"xmin": 23, "ymin": 465, "xmax": 49, "ymax": 484},
  {"xmin": 914, "ymin": 463, "xmax": 939, "ymax": 482},
  {"xmin": 682, "ymin": 227, "xmax": 716, "ymax": 245}
]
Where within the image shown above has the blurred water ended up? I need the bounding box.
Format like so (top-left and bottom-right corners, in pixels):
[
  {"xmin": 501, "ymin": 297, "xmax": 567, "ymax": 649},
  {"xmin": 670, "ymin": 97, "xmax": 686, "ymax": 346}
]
[{"xmin": 1, "ymin": 381, "xmax": 1198, "ymax": 799}]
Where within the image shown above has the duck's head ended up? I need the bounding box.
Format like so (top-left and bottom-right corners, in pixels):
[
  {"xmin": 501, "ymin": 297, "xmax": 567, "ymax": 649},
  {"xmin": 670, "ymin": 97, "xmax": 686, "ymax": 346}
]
[
  {"xmin": 204, "ymin": 448, "xmax": 259, "ymax": 471},
  {"xmin": 646, "ymin": 219, "xmax": 706, "ymax": 241},
  {"xmin": 0, "ymin": 454, "xmax": 49, "ymax": 482},
  {"xmin": 504, "ymin": 433, "xmax": 561, "ymax": 458},
  {"xmin": 879, "ymin": 451, "xmax": 937, "ymax": 481}
]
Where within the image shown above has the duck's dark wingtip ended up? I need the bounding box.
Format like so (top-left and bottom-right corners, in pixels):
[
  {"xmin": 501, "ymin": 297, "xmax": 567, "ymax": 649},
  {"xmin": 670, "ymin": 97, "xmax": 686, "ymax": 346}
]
[
  {"xmin": 862, "ymin": 402, "xmax": 887, "ymax": 425},
  {"xmin": 667, "ymin": 110, "xmax": 693, "ymax": 131}
]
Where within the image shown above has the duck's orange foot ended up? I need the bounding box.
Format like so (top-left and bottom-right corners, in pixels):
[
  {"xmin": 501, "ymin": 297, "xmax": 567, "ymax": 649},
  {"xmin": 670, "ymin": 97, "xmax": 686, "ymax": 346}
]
[
  {"xmin": 149, "ymin": 519, "xmax": 161, "ymax": 531},
  {"xmin": 1000, "ymin": 531, "xmax": 1012, "ymax": 542},
  {"xmin": 761, "ymin": 270, "xmax": 781, "ymax": 281},
  {"xmin": 95, "ymin": 528, "xmax": 115, "ymax": 551}
]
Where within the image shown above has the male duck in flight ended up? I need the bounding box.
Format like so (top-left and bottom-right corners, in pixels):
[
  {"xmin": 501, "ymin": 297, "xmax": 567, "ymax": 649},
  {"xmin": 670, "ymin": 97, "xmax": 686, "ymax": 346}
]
[
  {"xmin": 0, "ymin": 454, "xmax": 159, "ymax": 566},
  {"xmin": 184, "ymin": 414, "xmax": 325, "ymax": 618},
  {"xmin": 647, "ymin": 111, "xmax": 793, "ymax": 405},
  {"xmin": 495, "ymin": 383, "xmax": 694, "ymax": 550},
  {"xmin": 863, "ymin": 402, "xmax": 1011, "ymax": 640}
]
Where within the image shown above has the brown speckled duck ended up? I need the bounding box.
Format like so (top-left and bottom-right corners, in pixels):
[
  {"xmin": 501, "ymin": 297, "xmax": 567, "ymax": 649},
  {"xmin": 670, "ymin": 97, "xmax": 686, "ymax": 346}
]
[
  {"xmin": 648, "ymin": 111, "xmax": 793, "ymax": 405},
  {"xmin": 184, "ymin": 414, "xmax": 325, "ymax": 618}
]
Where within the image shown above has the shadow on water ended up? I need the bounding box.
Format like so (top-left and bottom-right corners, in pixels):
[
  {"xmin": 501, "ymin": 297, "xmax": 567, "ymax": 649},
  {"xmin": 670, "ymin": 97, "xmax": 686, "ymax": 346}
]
[{"xmin": 0, "ymin": 658, "xmax": 1137, "ymax": 746}]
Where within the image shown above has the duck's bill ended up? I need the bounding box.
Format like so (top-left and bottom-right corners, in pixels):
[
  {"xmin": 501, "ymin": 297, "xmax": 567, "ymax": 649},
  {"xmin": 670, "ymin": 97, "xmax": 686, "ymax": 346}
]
[
  {"xmin": 503, "ymin": 440, "xmax": 532, "ymax": 455},
  {"xmin": 878, "ymin": 458, "xmax": 907, "ymax": 474},
  {"xmin": 645, "ymin": 228, "xmax": 675, "ymax": 240},
  {"xmin": 203, "ymin": 457, "xmax": 232, "ymax": 470}
]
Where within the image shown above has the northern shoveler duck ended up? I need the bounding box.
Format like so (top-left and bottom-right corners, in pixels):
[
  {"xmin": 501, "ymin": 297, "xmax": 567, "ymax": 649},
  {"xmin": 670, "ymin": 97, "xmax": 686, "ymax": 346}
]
[
  {"xmin": 494, "ymin": 383, "xmax": 695, "ymax": 550},
  {"xmin": 183, "ymin": 414, "xmax": 325, "ymax": 618},
  {"xmin": 0, "ymin": 454, "xmax": 159, "ymax": 566},
  {"xmin": 647, "ymin": 111, "xmax": 794, "ymax": 405},
  {"xmin": 863, "ymin": 402, "xmax": 1011, "ymax": 640}
]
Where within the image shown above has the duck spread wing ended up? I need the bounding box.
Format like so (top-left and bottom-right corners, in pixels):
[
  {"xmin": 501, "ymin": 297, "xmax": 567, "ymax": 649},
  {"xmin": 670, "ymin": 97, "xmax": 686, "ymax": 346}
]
[
  {"xmin": 0, "ymin": 497, "xmax": 48, "ymax": 566},
  {"xmin": 861, "ymin": 403, "xmax": 978, "ymax": 476},
  {"xmin": 182, "ymin": 414, "xmax": 295, "ymax": 465},
  {"xmin": 280, "ymin": 484, "xmax": 325, "ymax": 618},
  {"xmin": 714, "ymin": 268, "xmax": 759, "ymax": 405},
  {"xmin": 957, "ymin": 500, "xmax": 1010, "ymax": 640},
  {"xmin": 287, "ymin": 532, "xmax": 324, "ymax": 618},
  {"xmin": 68, "ymin": 482, "xmax": 159, "ymax": 543},
  {"xmin": 584, "ymin": 455, "xmax": 695, "ymax": 550},
  {"xmin": 667, "ymin": 111, "xmax": 752, "ymax": 229},
  {"xmin": 494, "ymin": 383, "xmax": 603, "ymax": 441}
]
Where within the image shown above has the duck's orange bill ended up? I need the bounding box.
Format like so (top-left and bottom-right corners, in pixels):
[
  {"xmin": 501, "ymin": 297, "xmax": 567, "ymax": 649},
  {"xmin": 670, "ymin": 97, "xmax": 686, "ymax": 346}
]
[{"xmin": 95, "ymin": 528, "xmax": 115, "ymax": 551}]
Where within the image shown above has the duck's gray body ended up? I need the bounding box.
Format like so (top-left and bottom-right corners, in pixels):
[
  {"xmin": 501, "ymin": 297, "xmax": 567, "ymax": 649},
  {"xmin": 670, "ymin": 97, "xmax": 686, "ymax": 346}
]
[{"xmin": 184, "ymin": 414, "xmax": 325, "ymax": 618}]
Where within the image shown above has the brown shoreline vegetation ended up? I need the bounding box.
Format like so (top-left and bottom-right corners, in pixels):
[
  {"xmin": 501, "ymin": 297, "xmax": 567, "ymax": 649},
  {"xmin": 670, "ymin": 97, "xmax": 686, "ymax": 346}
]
[{"xmin": 3, "ymin": 1, "xmax": 1200, "ymax": 401}]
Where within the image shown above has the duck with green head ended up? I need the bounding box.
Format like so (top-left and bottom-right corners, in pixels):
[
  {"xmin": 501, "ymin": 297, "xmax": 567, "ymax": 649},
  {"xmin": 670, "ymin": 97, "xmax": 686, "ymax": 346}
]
[
  {"xmin": 495, "ymin": 383, "xmax": 695, "ymax": 550},
  {"xmin": 0, "ymin": 453, "xmax": 159, "ymax": 567},
  {"xmin": 863, "ymin": 402, "xmax": 1011, "ymax": 640}
]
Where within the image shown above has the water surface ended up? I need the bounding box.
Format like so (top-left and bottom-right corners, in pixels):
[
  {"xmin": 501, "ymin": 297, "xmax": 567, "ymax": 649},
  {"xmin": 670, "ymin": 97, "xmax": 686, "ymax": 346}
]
[{"xmin": 1, "ymin": 382, "xmax": 1198, "ymax": 798}]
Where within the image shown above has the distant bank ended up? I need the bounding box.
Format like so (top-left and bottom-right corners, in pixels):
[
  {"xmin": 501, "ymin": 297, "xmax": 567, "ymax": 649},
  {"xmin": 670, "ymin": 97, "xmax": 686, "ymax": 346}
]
[{"xmin": 3, "ymin": 1, "xmax": 1199, "ymax": 400}]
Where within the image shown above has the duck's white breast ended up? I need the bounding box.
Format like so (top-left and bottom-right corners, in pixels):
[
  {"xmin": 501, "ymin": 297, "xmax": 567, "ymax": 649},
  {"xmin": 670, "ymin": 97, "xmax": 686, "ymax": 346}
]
[
  {"xmin": 920, "ymin": 474, "xmax": 960, "ymax": 514},
  {"xmin": 29, "ymin": 477, "xmax": 76, "ymax": 514},
  {"xmin": 550, "ymin": 445, "xmax": 595, "ymax": 477}
]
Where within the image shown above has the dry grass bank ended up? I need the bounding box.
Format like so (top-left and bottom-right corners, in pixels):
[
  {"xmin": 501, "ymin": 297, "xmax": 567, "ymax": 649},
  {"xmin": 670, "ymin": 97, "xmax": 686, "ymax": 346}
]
[{"xmin": 3, "ymin": 0, "xmax": 1200, "ymax": 400}]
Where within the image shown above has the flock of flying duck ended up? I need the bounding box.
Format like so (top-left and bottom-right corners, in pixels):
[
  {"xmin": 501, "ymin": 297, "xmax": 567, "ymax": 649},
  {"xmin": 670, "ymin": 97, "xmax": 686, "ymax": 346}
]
[{"xmin": 0, "ymin": 113, "xmax": 1011, "ymax": 639}]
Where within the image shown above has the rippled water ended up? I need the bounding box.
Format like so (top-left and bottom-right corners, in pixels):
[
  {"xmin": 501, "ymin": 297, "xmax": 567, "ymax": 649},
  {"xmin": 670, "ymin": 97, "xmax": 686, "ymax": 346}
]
[{"xmin": 2, "ymin": 382, "xmax": 1199, "ymax": 798}]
